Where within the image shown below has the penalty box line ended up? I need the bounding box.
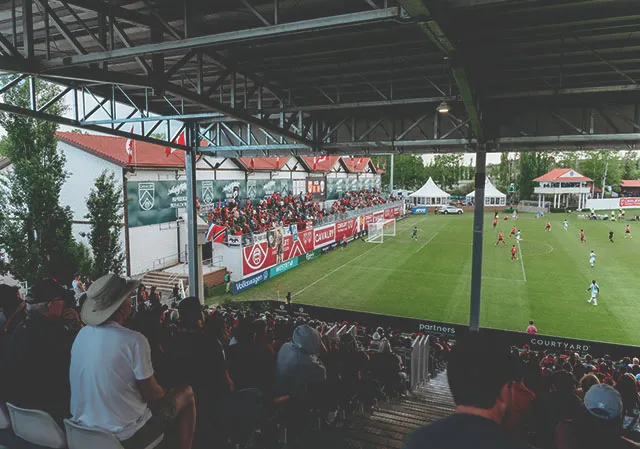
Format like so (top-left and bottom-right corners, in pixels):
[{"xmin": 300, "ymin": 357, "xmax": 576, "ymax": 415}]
[{"xmin": 293, "ymin": 228, "xmax": 439, "ymax": 299}]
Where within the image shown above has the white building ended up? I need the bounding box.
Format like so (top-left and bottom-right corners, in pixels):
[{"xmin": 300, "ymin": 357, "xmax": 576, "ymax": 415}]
[
  {"xmin": 1, "ymin": 133, "xmax": 383, "ymax": 276},
  {"xmin": 533, "ymin": 168, "xmax": 592, "ymax": 209}
]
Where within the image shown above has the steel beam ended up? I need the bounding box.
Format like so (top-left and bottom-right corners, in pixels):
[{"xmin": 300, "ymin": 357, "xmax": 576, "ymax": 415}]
[
  {"xmin": 185, "ymin": 122, "xmax": 201, "ymax": 303},
  {"xmin": 396, "ymin": 0, "xmax": 485, "ymax": 142},
  {"xmin": 40, "ymin": 8, "xmax": 402, "ymax": 68},
  {"xmin": 469, "ymin": 147, "xmax": 486, "ymax": 332}
]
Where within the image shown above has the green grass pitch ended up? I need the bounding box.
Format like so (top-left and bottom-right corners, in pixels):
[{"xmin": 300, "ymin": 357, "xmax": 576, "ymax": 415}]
[{"xmin": 210, "ymin": 210, "xmax": 640, "ymax": 346}]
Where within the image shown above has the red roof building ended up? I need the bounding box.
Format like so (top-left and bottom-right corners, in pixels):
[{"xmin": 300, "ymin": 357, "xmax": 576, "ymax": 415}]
[
  {"xmin": 621, "ymin": 180, "xmax": 640, "ymax": 196},
  {"xmin": 56, "ymin": 131, "xmax": 185, "ymax": 168},
  {"xmin": 299, "ymin": 156, "xmax": 343, "ymax": 172},
  {"xmin": 533, "ymin": 168, "xmax": 592, "ymax": 183},
  {"xmin": 341, "ymin": 157, "xmax": 375, "ymax": 173},
  {"xmin": 236, "ymin": 157, "xmax": 289, "ymax": 171},
  {"xmin": 533, "ymin": 168, "xmax": 592, "ymax": 209}
]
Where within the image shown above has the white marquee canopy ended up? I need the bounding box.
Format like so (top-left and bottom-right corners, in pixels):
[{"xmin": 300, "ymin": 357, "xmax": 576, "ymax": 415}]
[
  {"xmin": 466, "ymin": 177, "xmax": 507, "ymax": 206},
  {"xmin": 409, "ymin": 177, "xmax": 450, "ymax": 205}
]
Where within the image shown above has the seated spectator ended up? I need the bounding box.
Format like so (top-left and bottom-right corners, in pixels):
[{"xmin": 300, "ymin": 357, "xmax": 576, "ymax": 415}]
[
  {"xmin": 70, "ymin": 274, "xmax": 196, "ymax": 449},
  {"xmin": 275, "ymin": 324, "xmax": 327, "ymax": 398},
  {"xmin": 531, "ymin": 370, "xmax": 582, "ymax": 448},
  {"xmin": 334, "ymin": 333, "xmax": 369, "ymax": 401},
  {"xmin": 2, "ymin": 278, "xmax": 74, "ymax": 423},
  {"xmin": 616, "ymin": 373, "xmax": 640, "ymax": 435},
  {"xmin": 403, "ymin": 332, "xmax": 535, "ymax": 449},
  {"xmin": 370, "ymin": 339, "xmax": 407, "ymax": 396},
  {"xmin": 227, "ymin": 319, "xmax": 275, "ymax": 395},
  {"xmin": 555, "ymin": 384, "xmax": 640, "ymax": 449},
  {"xmin": 579, "ymin": 373, "xmax": 600, "ymax": 398},
  {"xmin": 164, "ymin": 297, "xmax": 262, "ymax": 448}
]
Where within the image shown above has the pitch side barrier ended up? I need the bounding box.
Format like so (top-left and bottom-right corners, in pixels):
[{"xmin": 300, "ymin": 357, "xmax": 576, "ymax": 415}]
[{"xmin": 239, "ymin": 300, "xmax": 640, "ymax": 359}]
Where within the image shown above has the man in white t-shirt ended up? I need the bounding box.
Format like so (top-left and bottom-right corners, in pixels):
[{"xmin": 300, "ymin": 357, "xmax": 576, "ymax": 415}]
[{"xmin": 70, "ymin": 274, "xmax": 196, "ymax": 449}]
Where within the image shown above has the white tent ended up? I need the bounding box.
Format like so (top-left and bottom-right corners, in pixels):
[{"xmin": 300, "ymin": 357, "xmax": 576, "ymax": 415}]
[
  {"xmin": 466, "ymin": 177, "xmax": 507, "ymax": 206},
  {"xmin": 409, "ymin": 177, "xmax": 450, "ymax": 205}
]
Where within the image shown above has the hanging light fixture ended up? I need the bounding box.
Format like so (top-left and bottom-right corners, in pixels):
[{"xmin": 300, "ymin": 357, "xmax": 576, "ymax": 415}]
[
  {"xmin": 436, "ymin": 56, "xmax": 451, "ymax": 114},
  {"xmin": 437, "ymin": 101, "xmax": 450, "ymax": 114}
]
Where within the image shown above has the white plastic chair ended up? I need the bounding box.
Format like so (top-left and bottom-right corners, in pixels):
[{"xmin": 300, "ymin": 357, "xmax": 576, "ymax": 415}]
[
  {"xmin": 64, "ymin": 419, "xmax": 164, "ymax": 449},
  {"xmin": 0, "ymin": 403, "xmax": 10, "ymax": 430},
  {"xmin": 6, "ymin": 403, "xmax": 66, "ymax": 448}
]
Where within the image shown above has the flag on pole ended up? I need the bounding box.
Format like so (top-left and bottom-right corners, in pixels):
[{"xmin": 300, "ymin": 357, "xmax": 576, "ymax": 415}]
[
  {"xmin": 250, "ymin": 157, "xmax": 255, "ymax": 169},
  {"xmin": 165, "ymin": 131, "xmax": 185, "ymax": 157},
  {"xmin": 312, "ymin": 156, "xmax": 318, "ymax": 170},
  {"xmin": 125, "ymin": 127, "xmax": 135, "ymax": 164},
  {"xmin": 276, "ymin": 155, "xmax": 280, "ymax": 166},
  {"xmin": 205, "ymin": 223, "xmax": 227, "ymax": 243},
  {"xmin": 357, "ymin": 156, "xmax": 365, "ymax": 166}
]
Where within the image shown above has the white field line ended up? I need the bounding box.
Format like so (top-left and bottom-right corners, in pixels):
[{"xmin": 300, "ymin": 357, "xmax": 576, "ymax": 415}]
[
  {"xmin": 414, "ymin": 231, "xmax": 439, "ymax": 254},
  {"xmin": 292, "ymin": 246, "xmax": 379, "ymax": 298},
  {"xmin": 349, "ymin": 264, "xmax": 525, "ymax": 283},
  {"xmin": 517, "ymin": 240, "xmax": 527, "ymax": 282},
  {"xmin": 293, "ymin": 229, "xmax": 438, "ymax": 298}
]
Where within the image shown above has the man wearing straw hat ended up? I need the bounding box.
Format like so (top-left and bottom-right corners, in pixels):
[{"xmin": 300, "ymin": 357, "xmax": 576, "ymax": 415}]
[{"xmin": 70, "ymin": 274, "xmax": 196, "ymax": 449}]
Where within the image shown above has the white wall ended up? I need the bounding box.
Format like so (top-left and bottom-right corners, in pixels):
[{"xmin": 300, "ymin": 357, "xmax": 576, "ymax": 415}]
[
  {"xmin": 128, "ymin": 222, "xmax": 180, "ymax": 274},
  {"xmin": 212, "ymin": 243, "xmax": 243, "ymax": 281},
  {"xmin": 58, "ymin": 141, "xmax": 125, "ymax": 249},
  {"xmin": 586, "ymin": 197, "xmax": 640, "ymax": 210}
]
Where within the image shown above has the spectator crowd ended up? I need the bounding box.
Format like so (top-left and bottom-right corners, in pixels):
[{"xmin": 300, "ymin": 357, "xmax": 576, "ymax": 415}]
[
  {"xmin": 204, "ymin": 188, "xmax": 396, "ymax": 236},
  {"xmin": 0, "ymin": 273, "xmax": 434, "ymax": 449}
]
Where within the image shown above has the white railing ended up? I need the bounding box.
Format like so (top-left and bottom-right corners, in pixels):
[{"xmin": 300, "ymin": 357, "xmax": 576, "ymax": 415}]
[
  {"xmin": 534, "ymin": 187, "xmax": 591, "ymax": 194},
  {"xmin": 410, "ymin": 335, "xmax": 431, "ymax": 390}
]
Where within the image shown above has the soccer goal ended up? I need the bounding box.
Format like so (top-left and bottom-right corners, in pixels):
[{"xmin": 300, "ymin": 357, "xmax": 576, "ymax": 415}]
[{"xmin": 366, "ymin": 218, "xmax": 396, "ymax": 244}]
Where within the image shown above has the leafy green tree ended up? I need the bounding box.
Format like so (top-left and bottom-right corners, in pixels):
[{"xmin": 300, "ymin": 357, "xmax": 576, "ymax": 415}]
[
  {"xmin": 382, "ymin": 154, "xmax": 426, "ymax": 190},
  {"xmin": 518, "ymin": 152, "xmax": 553, "ymax": 200},
  {"xmin": 85, "ymin": 171, "xmax": 125, "ymax": 277},
  {"xmin": 579, "ymin": 151, "xmax": 621, "ymax": 193},
  {"xmin": 431, "ymin": 153, "xmax": 463, "ymax": 189},
  {"xmin": 0, "ymin": 78, "xmax": 78, "ymax": 283},
  {"xmin": 621, "ymin": 151, "xmax": 640, "ymax": 180}
]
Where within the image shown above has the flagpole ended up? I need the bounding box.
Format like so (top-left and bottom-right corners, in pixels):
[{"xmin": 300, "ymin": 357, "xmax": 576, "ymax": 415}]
[{"xmin": 390, "ymin": 153, "xmax": 394, "ymax": 192}]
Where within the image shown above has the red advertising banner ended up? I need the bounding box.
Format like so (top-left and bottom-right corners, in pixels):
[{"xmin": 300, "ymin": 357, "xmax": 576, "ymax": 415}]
[
  {"xmin": 373, "ymin": 211, "xmax": 384, "ymax": 222},
  {"xmin": 314, "ymin": 224, "xmax": 336, "ymax": 248},
  {"xmin": 620, "ymin": 197, "xmax": 640, "ymax": 207},
  {"xmin": 242, "ymin": 241, "xmax": 277, "ymax": 276},
  {"xmin": 336, "ymin": 218, "xmax": 359, "ymax": 242},
  {"xmin": 393, "ymin": 205, "xmax": 402, "ymax": 217},
  {"xmin": 288, "ymin": 229, "xmax": 315, "ymax": 258},
  {"xmin": 364, "ymin": 213, "xmax": 375, "ymax": 230}
]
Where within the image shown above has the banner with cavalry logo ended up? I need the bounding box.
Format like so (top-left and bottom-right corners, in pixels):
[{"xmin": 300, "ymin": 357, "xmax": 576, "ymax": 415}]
[{"xmin": 127, "ymin": 180, "xmax": 185, "ymax": 228}]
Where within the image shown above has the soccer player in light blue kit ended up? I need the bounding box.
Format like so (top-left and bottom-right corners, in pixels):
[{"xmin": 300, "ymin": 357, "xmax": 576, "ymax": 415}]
[
  {"xmin": 563, "ymin": 219, "xmax": 568, "ymax": 231},
  {"xmin": 589, "ymin": 250, "xmax": 596, "ymax": 268},
  {"xmin": 586, "ymin": 280, "xmax": 600, "ymax": 305}
]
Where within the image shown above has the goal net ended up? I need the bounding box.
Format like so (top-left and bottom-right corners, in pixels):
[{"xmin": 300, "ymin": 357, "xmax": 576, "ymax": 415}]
[{"xmin": 366, "ymin": 218, "xmax": 396, "ymax": 244}]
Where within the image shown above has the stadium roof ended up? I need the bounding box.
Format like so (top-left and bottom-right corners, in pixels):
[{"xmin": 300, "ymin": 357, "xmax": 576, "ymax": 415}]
[
  {"xmin": 236, "ymin": 157, "xmax": 289, "ymax": 171},
  {"xmin": 1, "ymin": 1, "xmax": 640, "ymax": 155},
  {"xmin": 57, "ymin": 132, "xmax": 186, "ymax": 168},
  {"xmin": 299, "ymin": 156, "xmax": 344, "ymax": 173},
  {"xmin": 534, "ymin": 168, "xmax": 592, "ymax": 183},
  {"xmin": 341, "ymin": 157, "xmax": 375, "ymax": 173},
  {"xmin": 621, "ymin": 180, "xmax": 640, "ymax": 188}
]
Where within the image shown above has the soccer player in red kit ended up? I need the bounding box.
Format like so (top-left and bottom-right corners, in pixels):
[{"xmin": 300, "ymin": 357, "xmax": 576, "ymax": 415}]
[
  {"xmin": 511, "ymin": 245, "xmax": 518, "ymax": 261},
  {"xmin": 504, "ymin": 214, "xmax": 509, "ymax": 221},
  {"xmin": 493, "ymin": 218, "xmax": 498, "ymax": 229},
  {"xmin": 545, "ymin": 221, "xmax": 551, "ymax": 231},
  {"xmin": 496, "ymin": 231, "xmax": 506, "ymax": 245},
  {"xmin": 580, "ymin": 229, "xmax": 586, "ymax": 243},
  {"xmin": 625, "ymin": 224, "xmax": 632, "ymax": 238},
  {"xmin": 510, "ymin": 225, "xmax": 517, "ymax": 238}
]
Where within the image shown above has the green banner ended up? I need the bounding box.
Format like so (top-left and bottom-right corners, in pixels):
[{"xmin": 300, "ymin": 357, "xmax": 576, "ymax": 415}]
[
  {"xmin": 127, "ymin": 180, "xmax": 184, "ymax": 227},
  {"xmin": 197, "ymin": 179, "xmax": 246, "ymax": 208},
  {"xmin": 246, "ymin": 179, "xmax": 292, "ymax": 203},
  {"xmin": 327, "ymin": 177, "xmax": 348, "ymax": 200},
  {"xmin": 298, "ymin": 248, "xmax": 321, "ymax": 265}
]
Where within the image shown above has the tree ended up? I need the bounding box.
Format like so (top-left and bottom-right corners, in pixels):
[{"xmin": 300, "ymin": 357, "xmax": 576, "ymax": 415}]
[
  {"xmin": 518, "ymin": 152, "xmax": 553, "ymax": 200},
  {"xmin": 85, "ymin": 171, "xmax": 125, "ymax": 277},
  {"xmin": 579, "ymin": 151, "xmax": 621, "ymax": 195},
  {"xmin": 382, "ymin": 155, "xmax": 426, "ymax": 190},
  {"xmin": 621, "ymin": 151, "xmax": 640, "ymax": 180},
  {"xmin": 431, "ymin": 153, "xmax": 463, "ymax": 189},
  {"xmin": 0, "ymin": 78, "xmax": 77, "ymax": 282}
]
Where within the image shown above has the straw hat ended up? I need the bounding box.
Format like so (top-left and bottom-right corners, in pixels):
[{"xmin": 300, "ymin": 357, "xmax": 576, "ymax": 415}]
[{"xmin": 80, "ymin": 274, "xmax": 139, "ymax": 326}]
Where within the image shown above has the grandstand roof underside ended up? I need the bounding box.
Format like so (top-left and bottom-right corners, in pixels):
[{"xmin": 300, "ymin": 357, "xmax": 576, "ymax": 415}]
[{"xmin": 2, "ymin": 0, "xmax": 640, "ymax": 155}]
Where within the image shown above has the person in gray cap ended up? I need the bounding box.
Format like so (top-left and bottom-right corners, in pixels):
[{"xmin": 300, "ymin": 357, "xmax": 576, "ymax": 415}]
[
  {"xmin": 275, "ymin": 324, "xmax": 327, "ymax": 398},
  {"xmin": 555, "ymin": 383, "xmax": 640, "ymax": 449}
]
